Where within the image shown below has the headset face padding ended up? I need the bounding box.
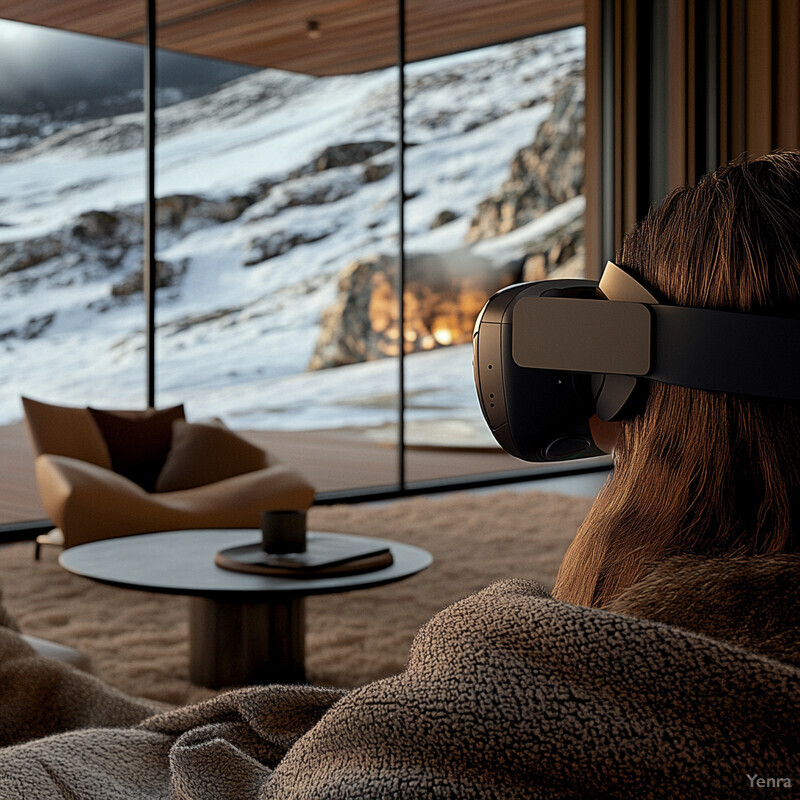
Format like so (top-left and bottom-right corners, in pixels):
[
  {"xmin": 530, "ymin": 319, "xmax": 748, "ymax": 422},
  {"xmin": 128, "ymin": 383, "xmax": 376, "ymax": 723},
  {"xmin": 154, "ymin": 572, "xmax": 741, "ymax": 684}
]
[{"xmin": 473, "ymin": 261, "xmax": 800, "ymax": 462}]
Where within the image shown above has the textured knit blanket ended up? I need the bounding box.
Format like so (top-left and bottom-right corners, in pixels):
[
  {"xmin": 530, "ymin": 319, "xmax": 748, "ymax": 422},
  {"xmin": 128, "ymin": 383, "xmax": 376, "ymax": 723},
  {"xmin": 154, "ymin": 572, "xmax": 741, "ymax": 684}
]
[{"xmin": 1, "ymin": 560, "xmax": 799, "ymax": 799}]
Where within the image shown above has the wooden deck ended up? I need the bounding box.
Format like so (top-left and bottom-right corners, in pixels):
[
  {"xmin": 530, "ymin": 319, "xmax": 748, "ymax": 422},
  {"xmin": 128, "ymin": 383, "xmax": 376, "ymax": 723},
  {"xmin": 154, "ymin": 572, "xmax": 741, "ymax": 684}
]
[{"xmin": 0, "ymin": 422, "xmax": 537, "ymax": 526}]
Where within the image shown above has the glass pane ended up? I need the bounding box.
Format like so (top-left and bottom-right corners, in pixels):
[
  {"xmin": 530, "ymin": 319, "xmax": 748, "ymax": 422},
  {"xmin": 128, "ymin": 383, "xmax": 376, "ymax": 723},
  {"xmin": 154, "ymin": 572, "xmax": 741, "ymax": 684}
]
[
  {"xmin": 154, "ymin": 38, "xmax": 401, "ymax": 494},
  {"xmin": 0, "ymin": 21, "xmax": 148, "ymax": 523},
  {"xmin": 401, "ymin": 26, "xmax": 591, "ymax": 482}
]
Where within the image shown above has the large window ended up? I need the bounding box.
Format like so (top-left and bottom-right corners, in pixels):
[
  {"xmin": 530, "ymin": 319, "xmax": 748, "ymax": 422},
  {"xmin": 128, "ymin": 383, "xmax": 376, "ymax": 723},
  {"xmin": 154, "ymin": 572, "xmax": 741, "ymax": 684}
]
[
  {"xmin": 0, "ymin": 25, "xmax": 149, "ymax": 413},
  {"xmin": 154, "ymin": 27, "xmax": 588, "ymax": 493},
  {"xmin": 0, "ymin": 19, "xmax": 589, "ymax": 524},
  {"xmin": 0, "ymin": 22, "xmax": 152, "ymax": 524},
  {"xmin": 152, "ymin": 26, "xmax": 402, "ymax": 491},
  {"xmin": 402, "ymin": 26, "xmax": 586, "ymax": 481}
]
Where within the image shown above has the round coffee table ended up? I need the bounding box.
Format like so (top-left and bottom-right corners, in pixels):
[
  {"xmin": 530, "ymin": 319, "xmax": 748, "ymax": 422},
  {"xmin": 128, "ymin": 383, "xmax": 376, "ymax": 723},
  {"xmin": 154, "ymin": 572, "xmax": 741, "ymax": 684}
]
[{"xmin": 59, "ymin": 529, "xmax": 432, "ymax": 688}]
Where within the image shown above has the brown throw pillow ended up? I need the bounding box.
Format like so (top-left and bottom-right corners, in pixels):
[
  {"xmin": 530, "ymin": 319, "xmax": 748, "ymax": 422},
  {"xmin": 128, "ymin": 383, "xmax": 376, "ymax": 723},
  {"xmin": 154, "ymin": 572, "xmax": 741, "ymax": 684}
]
[
  {"xmin": 155, "ymin": 419, "xmax": 267, "ymax": 493},
  {"xmin": 89, "ymin": 405, "xmax": 185, "ymax": 492},
  {"xmin": 21, "ymin": 396, "xmax": 112, "ymax": 469}
]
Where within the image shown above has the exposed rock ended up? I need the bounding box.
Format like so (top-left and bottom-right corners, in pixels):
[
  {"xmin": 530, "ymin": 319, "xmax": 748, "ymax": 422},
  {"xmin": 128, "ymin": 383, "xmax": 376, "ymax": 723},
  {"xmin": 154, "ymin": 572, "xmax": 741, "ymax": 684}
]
[
  {"xmin": 161, "ymin": 306, "xmax": 243, "ymax": 336},
  {"xmin": 308, "ymin": 251, "xmax": 521, "ymax": 370},
  {"xmin": 309, "ymin": 256, "xmax": 388, "ymax": 369},
  {"xmin": 291, "ymin": 180, "xmax": 359, "ymax": 205},
  {"xmin": 248, "ymin": 179, "xmax": 275, "ymax": 204},
  {"xmin": 243, "ymin": 158, "xmax": 401, "ymax": 228},
  {"xmin": 244, "ymin": 229, "xmax": 336, "ymax": 267},
  {"xmin": 521, "ymin": 215, "xmax": 585, "ymax": 281},
  {"xmin": 242, "ymin": 169, "xmax": 367, "ymax": 226},
  {"xmin": 282, "ymin": 177, "xmax": 359, "ymax": 210},
  {"xmin": 291, "ymin": 141, "xmax": 395, "ymax": 177},
  {"xmin": 312, "ymin": 141, "xmax": 395, "ymax": 171},
  {"xmin": 430, "ymin": 210, "xmax": 459, "ymax": 229},
  {"xmin": 72, "ymin": 210, "xmax": 122, "ymax": 239},
  {"xmin": 466, "ymin": 77, "xmax": 584, "ymax": 243},
  {"xmin": 156, "ymin": 194, "xmax": 250, "ymax": 228},
  {"xmin": 110, "ymin": 259, "xmax": 187, "ymax": 298},
  {"xmin": 72, "ymin": 196, "xmax": 251, "ymax": 239},
  {"xmin": 0, "ymin": 188, "xmax": 255, "ymax": 295},
  {"xmin": 0, "ymin": 207, "xmax": 146, "ymax": 296},
  {"xmin": 0, "ymin": 236, "xmax": 63, "ymax": 277},
  {"xmin": 155, "ymin": 195, "xmax": 204, "ymax": 228},
  {"xmin": 0, "ymin": 313, "xmax": 55, "ymax": 341},
  {"xmin": 242, "ymin": 143, "xmax": 395, "ymax": 226},
  {"xmin": 363, "ymin": 162, "xmax": 394, "ymax": 183}
]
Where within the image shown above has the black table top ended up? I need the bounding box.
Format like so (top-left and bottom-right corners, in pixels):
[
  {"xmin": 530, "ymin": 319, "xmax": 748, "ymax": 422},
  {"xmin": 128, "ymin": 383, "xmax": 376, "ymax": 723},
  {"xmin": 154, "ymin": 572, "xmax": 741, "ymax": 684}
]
[{"xmin": 58, "ymin": 529, "xmax": 433, "ymax": 598}]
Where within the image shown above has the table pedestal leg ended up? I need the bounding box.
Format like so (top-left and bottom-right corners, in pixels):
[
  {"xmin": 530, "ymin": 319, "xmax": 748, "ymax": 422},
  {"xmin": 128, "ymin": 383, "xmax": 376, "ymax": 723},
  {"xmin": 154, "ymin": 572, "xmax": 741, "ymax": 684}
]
[{"xmin": 189, "ymin": 596, "xmax": 305, "ymax": 688}]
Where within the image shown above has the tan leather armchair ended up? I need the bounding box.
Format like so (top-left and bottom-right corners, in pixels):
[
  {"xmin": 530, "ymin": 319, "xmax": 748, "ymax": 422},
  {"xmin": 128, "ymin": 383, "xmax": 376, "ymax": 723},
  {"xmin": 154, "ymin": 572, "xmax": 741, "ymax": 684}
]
[{"xmin": 23, "ymin": 397, "xmax": 315, "ymax": 551}]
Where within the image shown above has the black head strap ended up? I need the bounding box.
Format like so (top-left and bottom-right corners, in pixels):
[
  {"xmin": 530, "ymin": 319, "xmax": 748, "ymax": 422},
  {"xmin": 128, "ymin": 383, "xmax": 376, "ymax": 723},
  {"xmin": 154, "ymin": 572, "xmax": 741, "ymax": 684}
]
[{"xmin": 511, "ymin": 261, "xmax": 800, "ymax": 411}]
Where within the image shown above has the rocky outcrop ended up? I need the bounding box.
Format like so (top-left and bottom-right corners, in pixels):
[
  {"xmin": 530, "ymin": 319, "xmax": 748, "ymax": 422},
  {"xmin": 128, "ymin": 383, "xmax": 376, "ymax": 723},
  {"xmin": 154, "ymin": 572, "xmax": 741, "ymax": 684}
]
[
  {"xmin": 0, "ymin": 208, "xmax": 141, "ymax": 289},
  {"xmin": 242, "ymin": 143, "xmax": 394, "ymax": 233},
  {"xmin": 156, "ymin": 194, "xmax": 250, "ymax": 228},
  {"xmin": 110, "ymin": 259, "xmax": 188, "ymax": 298},
  {"xmin": 245, "ymin": 174, "xmax": 362, "ymax": 224},
  {"xmin": 160, "ymin": 306, "xmax": 243, "ymax": 336},
  {"xmin": 308, "ymin": 251, "xmax": 521, "ymax": 370},
  {"xmin": 72, "ymin": 210, "xmax": 123, "ymax": 239},
  {"xmin": 519, "ymin": 213, "xmax": 585, "ymax": 282},
  {"xmin": 0, "ymin": 313, "xmax": 55, "ymax": 342},
  {"xmin": 466, "ymin": 77, "xmax": 584, "ymax": 243},
  {"xmin": 0, "ymin": 236, "xmax": 64, "ymax": 278},
  {"xmin": 310, "ymin": 256, "xmax": 391, "ymax": 369},
  {"xmin": 363, "ymin": 162, "xmax": 394, "ymax": 183},
  {"xmin": 0, "ymin": 190, "xmax": 249, "ymax": 294},
  {"xmin": 291, "ymin": 141, "xmax": 395, "ymax": 177},
  {"xmin": 430, "ymin": 210, "xmax": 459, "ymax": 230},
  {"xmin": 244, "ymin": 228, "xmax": 337, "ymax": 267},
  {"xmin": 0, "ymin": 127, "xmax": 423, "ymax": 306}
]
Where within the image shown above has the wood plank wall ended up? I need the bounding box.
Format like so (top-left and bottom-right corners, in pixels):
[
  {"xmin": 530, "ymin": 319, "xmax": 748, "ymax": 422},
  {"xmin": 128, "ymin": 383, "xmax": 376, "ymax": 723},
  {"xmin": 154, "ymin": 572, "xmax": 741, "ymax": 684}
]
[{"xmin": 585, "ymin": 0, "xmax": 800, "ymax": 272}]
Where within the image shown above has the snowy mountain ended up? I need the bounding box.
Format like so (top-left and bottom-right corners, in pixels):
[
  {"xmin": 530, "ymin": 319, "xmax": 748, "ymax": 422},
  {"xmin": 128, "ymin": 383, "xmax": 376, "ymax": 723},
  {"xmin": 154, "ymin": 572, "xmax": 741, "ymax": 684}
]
[{"xmin": 0, "ymin": 27, "xmax": 585, "ymax": 443}]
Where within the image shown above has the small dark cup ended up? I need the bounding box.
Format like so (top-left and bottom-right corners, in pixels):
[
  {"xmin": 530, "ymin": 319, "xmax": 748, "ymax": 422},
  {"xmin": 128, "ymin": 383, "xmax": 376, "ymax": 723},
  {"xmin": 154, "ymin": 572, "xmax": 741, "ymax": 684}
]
[{"xmin": 261, "ymin": 510, "xmax": 307, "ymax": 553}]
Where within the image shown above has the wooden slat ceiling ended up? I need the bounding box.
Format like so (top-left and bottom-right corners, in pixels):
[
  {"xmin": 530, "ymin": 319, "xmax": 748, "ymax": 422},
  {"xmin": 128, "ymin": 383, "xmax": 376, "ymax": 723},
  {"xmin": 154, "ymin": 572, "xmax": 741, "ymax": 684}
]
[{"xmin": 0, "ymin": 0, "xmax": 584, "ymax": 75}]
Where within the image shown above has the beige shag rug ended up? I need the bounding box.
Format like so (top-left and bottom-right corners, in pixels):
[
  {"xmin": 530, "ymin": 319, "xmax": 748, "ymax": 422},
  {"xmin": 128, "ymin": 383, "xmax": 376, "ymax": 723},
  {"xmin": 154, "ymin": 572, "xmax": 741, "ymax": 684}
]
[{"xmin": 0, "ymin": 490, "xmax": 592, "ymax": 705}]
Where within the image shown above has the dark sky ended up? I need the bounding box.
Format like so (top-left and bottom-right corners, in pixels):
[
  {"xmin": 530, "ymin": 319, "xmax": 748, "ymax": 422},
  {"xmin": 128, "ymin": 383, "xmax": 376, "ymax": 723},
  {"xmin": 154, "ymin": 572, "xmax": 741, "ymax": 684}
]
[{"xmin": 0, "ymin": 19, "xmax": 254, "ymax": 113}]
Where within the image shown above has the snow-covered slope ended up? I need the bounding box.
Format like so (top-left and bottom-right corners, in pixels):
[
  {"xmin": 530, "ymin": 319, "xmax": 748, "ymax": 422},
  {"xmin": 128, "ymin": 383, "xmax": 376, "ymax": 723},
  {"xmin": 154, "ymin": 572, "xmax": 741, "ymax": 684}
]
[{"xmin": 0, "ymin": 27, "xmax": 584, "ymax": 439}]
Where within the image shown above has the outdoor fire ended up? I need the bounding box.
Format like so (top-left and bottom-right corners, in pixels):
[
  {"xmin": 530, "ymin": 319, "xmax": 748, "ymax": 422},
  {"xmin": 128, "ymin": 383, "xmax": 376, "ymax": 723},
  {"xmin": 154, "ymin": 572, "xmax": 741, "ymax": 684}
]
[
  {"xmin": 308, "ymin": 251, "xmax": 520, "ymax": 371},
  {"xmin": 368, "ymin": 273, "xmax": 490, "ymax": 357}
]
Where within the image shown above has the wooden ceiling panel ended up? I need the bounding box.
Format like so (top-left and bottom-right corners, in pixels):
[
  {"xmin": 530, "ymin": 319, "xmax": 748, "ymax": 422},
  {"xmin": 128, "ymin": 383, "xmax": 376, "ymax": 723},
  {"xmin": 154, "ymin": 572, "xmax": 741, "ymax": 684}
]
[
  {"xmin": 0, "ymin": 0, "xmax": 584, "ymax": 75},
  {"xmin": 0, "ymin": 1, "xmax": 147, "ymax": 39}
]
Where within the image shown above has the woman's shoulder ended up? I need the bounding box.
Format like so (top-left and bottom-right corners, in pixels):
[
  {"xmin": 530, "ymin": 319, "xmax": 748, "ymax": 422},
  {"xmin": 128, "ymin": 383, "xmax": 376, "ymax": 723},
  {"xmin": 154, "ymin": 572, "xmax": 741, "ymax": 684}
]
[{"xmin": 604, "ymin": 552, "xmax": 800, "ymax": 666}]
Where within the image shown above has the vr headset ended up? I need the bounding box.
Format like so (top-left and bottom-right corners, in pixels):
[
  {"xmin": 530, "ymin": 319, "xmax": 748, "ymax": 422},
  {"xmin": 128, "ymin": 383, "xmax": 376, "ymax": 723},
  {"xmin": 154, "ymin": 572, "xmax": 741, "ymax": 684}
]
[{"xmin": 473, "ymin": 260, "xmax": 800, "ymax": 462}]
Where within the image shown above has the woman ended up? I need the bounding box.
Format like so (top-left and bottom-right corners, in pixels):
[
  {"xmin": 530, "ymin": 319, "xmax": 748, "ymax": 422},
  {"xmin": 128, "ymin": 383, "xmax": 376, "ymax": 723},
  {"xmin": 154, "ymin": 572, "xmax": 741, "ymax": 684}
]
[
  {"xmin": 1, "ymin": 154, "xmax": 798, "ymax": 799},
  {"xmin": 556, "ymin": 151, "xmax": 800, "ymax": 608}
]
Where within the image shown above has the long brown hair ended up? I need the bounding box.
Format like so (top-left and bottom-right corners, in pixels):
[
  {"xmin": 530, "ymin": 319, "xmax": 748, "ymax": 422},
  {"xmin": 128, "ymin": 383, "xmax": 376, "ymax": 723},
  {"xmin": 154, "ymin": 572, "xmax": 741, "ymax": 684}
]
[{"xmin": 553, "ymin": 152, "xmax": 800, "ymax": 608}]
